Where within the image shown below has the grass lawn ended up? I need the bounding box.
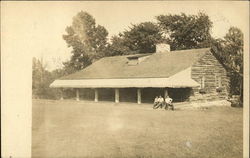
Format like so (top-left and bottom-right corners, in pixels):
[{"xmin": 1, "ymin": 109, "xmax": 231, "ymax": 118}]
[{"xmin": 32, "ymin": 99, "xmax": 243, "ymax": 158}]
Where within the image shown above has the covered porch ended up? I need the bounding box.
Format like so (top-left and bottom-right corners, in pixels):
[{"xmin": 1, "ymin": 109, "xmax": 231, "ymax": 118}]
[
  {"xmin": 68, "ymin": 87, "xmax": 192, "ymax": 104},
  {"xmin": 50, "ymin": 76, "xmax": 200, "ymax": 104}
]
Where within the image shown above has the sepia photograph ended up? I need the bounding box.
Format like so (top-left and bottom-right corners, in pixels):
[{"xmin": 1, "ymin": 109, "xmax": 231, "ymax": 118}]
[{"xmin": 1, "ymin": 1, "xmax": 249, "ymax": 158}]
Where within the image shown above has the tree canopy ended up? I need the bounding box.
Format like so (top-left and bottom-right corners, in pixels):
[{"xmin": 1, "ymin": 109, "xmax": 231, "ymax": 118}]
[
  {"xmin": 211, "ymin": 27, "xmax": 243, "ymax": 99},
  {"xmin": 108, "ymin": 12, "xmax": 213, "ymax": 55},
  {"xmin": 106, "ymin": 35, "xmax": 131, "ymax": 56},
  {"xmin": 32, "ymin": 57, "xmax": 60, "ymax": 99},
  {"xmin": 63, "ymin": 11, "xmax": 109, "ymax": 73},
  {"xmin": 121, "ymin": 22, "xmax": 164, "ymax": 53},
  {"xmin": 156, "ymin": 12, "xmax": 213, "ymax": 50},
  {"xmin": 212, "ymin": 27, "xmax": 243, "ymax": 74}
]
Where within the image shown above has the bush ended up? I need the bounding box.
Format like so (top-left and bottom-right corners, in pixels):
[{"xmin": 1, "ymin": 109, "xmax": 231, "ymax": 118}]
[{"xmin": 228, "ymin": 95, "xmax": 243, "ymax": 107}]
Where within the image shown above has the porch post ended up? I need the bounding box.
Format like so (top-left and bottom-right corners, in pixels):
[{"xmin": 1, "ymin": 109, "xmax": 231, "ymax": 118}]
[
  {"xmin": 164, "ymin": 88, "xmax": 168, "ymax": 98},
  {"xmin": 115, "ymin": 88, "xmax": 119, "ymax": 103},
  {"xmin": 94, "ymin": 89, "xmax": 98, "ymax": 102},
  {"xmin": 137, "ymin": 88, "xmax": 142, "ymax": 104},
  {"xmin": 76, "ymin": 88, "xmax": 80, "ymax": 101},
  {"xmin": 60, "ymin": 88, "xmax": 64, "ymax": 100}
]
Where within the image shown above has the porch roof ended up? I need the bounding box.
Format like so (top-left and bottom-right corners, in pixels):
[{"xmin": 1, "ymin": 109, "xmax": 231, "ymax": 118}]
[
  {"xmin": 50, "ymin": 67, "xmax": 200, "ymax": 88},
  {"xmin": 50, "ymin": 78, "xmax": 200, "ymax": 88}
]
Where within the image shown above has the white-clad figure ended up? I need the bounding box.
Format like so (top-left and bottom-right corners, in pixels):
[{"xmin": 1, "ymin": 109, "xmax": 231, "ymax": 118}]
[
  {"xmin": 153, "ymin": 96, "xmax": 159, "ymax": 109},
  {"xmin": 154, "ymin": 96, "xmax": 159, "ymax": 104},
  {"xmin": 153, "ymin": 95, "xmax": 164, "ymax": 109},
  {"xmin": 165, "ymin": 95, "xmax": 174, "ymax": 110}
]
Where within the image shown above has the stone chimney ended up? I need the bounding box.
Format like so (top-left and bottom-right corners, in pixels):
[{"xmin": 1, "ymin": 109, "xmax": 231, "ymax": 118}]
[{"xmin": 156, "ymin": 43, "xmax": 170, "ymax": 53}]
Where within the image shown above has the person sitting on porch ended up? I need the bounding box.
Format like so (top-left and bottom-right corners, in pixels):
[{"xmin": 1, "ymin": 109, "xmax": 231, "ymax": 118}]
[
  {"xmin": 153, "ymin": 95, "xmax": 164, "ymax": 109},
  {"xmin": 153, "ymin": 96, "xmax": 159, "ymax": 109},
  {"xmin": 165, "ymin": 95, "xmax": 174, "ymax": 110},
  {"xmin": 153, "ymin": 96, "xmax": 159, "ymax": 105}
]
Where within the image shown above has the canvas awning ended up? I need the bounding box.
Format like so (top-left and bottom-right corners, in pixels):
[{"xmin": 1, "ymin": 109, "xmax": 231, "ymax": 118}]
[{"xmin": 50, "ymin": 67, "xmax": 200, "ymax": 88}]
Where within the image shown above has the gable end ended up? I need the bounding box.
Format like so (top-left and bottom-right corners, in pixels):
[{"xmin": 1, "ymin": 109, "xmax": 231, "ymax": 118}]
[{"xmin": 190, "ymin": 50, "xmax": 229, "ymax": 100}]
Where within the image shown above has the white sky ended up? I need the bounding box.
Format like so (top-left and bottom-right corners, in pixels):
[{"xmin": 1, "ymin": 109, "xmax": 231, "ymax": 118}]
[{"xmin": 1, "ymin": 1, "xmax": 249, "ymax": 71}]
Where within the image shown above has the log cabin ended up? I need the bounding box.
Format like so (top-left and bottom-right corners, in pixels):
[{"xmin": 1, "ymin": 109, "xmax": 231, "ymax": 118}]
[{"xmin": 50, "ymin": 44, "xmax": 229, "ymax": 104}]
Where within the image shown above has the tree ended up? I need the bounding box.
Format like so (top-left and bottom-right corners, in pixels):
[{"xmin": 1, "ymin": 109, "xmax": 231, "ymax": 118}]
[
  {"xmin": 223, "ymin": 27, "xmax": 243, "ymax": 74},
  {"xmin": 32, "ymin": 57, "xmax": 44, "ymax": 96},
  {"xmin": 106, "ymin": 35, "xmax": 131, "ymax": 56},
  {"xmin": 32, "ymin": 57, "xmax": 59, "ymax": 99},
  {"xmin": 156, "ymin": 12, "xmax": 213, "ymax": 50},
  {"xmin": 63, "ymin": 11, "xmax": 109, "ymax": 73},
  {"xmin": 32, "ymin": 57, "xmax": 75, "ymax": 99},
  {"xmin": 211, "ymin": 27, "xmax": 243, "ymax": 103},
  {"xmin": 120, "ymin": 22, "xmax": 164, "ymax": 53},
  {"xmin": 212, "ymin": 27, "xmax": 243, "ymax": 75}
]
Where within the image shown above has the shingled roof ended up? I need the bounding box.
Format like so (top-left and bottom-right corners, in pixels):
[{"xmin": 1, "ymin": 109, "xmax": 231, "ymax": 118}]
[{"xmin": 59, "ymin": 48, "xmax": 210, "ymax": 80}]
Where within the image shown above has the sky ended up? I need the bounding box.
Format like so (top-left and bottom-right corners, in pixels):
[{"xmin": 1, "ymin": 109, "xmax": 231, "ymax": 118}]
[{"xmin": 1, "ymin": 1, "xmax": 249, "ymax": 71}]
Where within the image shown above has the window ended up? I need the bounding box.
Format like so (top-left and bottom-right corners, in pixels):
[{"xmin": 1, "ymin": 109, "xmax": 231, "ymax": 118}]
[
  {"xmin": 200, "ymin": 76, "xmax": 205, "ymax": 89},
  {"xmin": 127, "ymin": 54, "xmax": 151, "ymax": 66},
  {"xmin": 215, "ymin": 75, "xmax": 222, "ymax": 87}
]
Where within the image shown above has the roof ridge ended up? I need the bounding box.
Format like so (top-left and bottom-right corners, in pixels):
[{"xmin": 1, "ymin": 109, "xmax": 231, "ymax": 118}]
[
  {"xmin": 170, "ymin": 47, "xmax": 211, "ymax": 53},
  {"xmin": 101, "ymin": 47, "xmax": 210, "ymax": 59}
]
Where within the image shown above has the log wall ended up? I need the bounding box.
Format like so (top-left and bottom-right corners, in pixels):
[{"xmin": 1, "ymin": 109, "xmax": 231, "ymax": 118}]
[{"xmin": 190, "ymin": 51, "xmax": 230, "ymax": 101}]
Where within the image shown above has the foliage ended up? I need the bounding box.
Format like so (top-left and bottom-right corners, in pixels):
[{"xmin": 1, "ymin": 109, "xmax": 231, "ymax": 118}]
[
  {"xmin": 211, "ymin": 27, "xmax": 243, "ymax": 102},
  {"xmin": 107, "ymin": 22, "xmax": 164, "ymax": 55},
  {"xmin": 107, "ymin": 12, "xmax": 213, "ymax": 54},
  {"xmin": 106, "ymin": 35, "xmax": 132, "ymax": 56},
  {"xmin": 122, "ymin": 22, "xmax": 164, "ymax": 53},
  {"xmin": 32, "ymin": 57, "xmax": 83, "ymax": 99},
  {"xmin": 63, "ymin": 11, "xmax": 109, "ymax": 73},
  {"xmin": 32, "ymin": 57, "xmax": 61, "ymax": 99},
  {"xmin": 223, "ymin": 27, "xmax": 243, "ymax": 74},
  {"xmin": 156, "ymin": 12, "xmax": 213, "ymax": 50}
]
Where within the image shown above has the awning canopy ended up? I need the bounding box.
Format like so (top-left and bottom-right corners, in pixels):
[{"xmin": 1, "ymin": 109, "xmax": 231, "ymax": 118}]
[{"xmin": 50, "ymin": 67, "xmax": 200, "ymax": 88}]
